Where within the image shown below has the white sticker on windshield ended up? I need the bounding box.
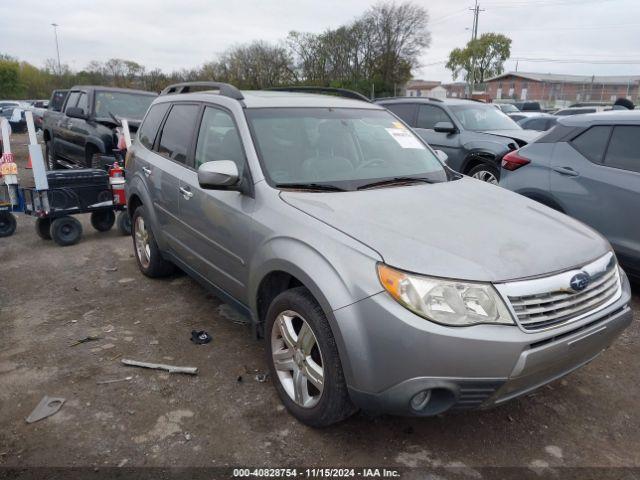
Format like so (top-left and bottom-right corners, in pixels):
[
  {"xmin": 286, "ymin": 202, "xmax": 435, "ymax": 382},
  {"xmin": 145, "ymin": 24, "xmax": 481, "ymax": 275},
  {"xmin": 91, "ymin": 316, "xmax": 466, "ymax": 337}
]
[{"xmin": 385, "ymin": 128, "xmax": 425, "ymax": 149}]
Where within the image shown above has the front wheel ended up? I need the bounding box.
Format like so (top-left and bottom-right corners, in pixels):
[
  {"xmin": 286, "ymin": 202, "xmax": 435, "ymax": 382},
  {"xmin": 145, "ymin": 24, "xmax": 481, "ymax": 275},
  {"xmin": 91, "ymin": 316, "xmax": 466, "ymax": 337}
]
[
  {"xmin": 132, "ymin": 206, "xmax": 174, "ymax": 277},
  {"xmin": 468, "ymin": 163, "xmax": 500, "ymax": 184},
  {"xmin": 266, "ymin": 287, "xmax": 356, "ymax": 427},
  {"xmin": 35, "ymin": 217, "xmax": 52, "ymax": 240},
  {"xmin": 117, "ymin": 211, "xmax": 131, "ymax": 236},
  {"xmin": 0, "ymin": 212, "xmax": 17, "ymax": 237}
]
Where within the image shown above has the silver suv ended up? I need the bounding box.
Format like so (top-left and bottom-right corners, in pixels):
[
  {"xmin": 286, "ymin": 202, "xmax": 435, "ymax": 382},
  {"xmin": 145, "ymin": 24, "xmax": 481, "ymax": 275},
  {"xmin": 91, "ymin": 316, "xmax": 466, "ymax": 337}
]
[{"xmin": 125, "ymin": 82, "xmax": 633, "ymax": 427}]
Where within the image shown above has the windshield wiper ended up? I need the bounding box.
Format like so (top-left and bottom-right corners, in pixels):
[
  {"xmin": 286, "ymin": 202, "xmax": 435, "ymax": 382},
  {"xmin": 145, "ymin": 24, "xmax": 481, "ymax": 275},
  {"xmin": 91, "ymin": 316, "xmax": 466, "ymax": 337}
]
[
  {"xmin": 357, "ymin": 177, "xmax": 436, "ymax": 190},
  {"xmin": 275, "ymin": 182, "xmax": 347, "ymax": 192}
]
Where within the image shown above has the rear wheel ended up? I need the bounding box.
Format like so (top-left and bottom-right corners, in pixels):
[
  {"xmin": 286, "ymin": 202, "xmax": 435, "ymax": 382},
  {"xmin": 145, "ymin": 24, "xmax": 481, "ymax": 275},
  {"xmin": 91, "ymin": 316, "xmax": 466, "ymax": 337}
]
[
  {"xmin": 50, "ymin": 216, "xmax": 82, "ymax": 246},
  {"xmin": 35, "ymin": 217, "xmax": 52, "ymax": 240},
  {"xmin": 266, "ymin": 287, "xmax": 355, "ymax": 427},
  {"xmin": 90, "ymin": 210, "xmax": 115, "ymax": 232},
  {"xmin": 0, "ymin": 212, "xmax": 17, "ymax": 237},
  {"xmin": 468, "ymin": 163, "xmax": 500, "ymax": 184},
  {"xmin": 132, "ymin": 206, "xmax": 174, "ymax": 277}
]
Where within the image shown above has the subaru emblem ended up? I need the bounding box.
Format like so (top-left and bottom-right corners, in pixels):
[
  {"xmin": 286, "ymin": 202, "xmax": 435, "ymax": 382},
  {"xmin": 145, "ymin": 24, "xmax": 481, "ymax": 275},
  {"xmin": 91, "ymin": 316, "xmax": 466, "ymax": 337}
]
[{"xmin": 569, "ymin": 271, "xmax": 590, "ymax": 292}]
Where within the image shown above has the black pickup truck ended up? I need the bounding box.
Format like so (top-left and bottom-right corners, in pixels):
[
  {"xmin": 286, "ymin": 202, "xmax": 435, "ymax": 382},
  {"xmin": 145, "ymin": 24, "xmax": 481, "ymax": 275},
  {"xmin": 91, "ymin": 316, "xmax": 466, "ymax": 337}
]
[{"xmin": 43, "ymin": 86, "xmax": 157, "ymax": 170}]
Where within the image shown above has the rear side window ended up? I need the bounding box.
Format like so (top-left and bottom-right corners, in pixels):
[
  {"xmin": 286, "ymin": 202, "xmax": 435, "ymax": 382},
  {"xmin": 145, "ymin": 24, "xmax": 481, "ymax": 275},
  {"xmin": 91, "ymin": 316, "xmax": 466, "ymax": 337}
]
[
  {"xmin": 384, "ymin": 103, "xmax": 417, "ymax": 125},
  {"xmin": 605, "ymin": 126, "xmax": 640, "ymax": 173},
  {"xmin": 138, "ymin": 103, "xmax": 170, "ymax": 149},
  {"xmin": 157, "ymin": 104, "xmax": 200, "ymax": 165},
  {"xmin": 416, "ymin": 105, "xmax": 451, "ymax": 130},
  {"xmin": 50, "ymin": 91, "xmax": 68, "ymax": 111},
  {"xmin": 570, "ymin": 126, "xmax": 611, "ymax": 163},
  {"xmin": 65, "ymin": 92, "xmax": 80, "ymax": 112}
]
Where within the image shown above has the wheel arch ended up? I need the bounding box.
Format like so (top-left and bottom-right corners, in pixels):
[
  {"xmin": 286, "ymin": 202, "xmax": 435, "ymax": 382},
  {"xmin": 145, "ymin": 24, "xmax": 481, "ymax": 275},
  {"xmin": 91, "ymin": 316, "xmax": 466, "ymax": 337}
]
[{"xmin": 461, "ymin": 150, "xmax": 499, "ymax": 174}]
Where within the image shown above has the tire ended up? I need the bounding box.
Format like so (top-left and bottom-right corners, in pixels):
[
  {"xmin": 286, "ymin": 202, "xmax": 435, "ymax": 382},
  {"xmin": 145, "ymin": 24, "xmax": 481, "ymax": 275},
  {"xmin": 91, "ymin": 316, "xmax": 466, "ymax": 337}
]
[
  {"xmin": 45, "ymin": 141, "xmax": 59, "ymax": 170},
  {"xmin": 117, "ymin": 211, "xmax": 131, "ymax": 236},
  {"xmin": 468, "ymin": 163, "xmax": 500, "ymax": 184},
  {"xmin": 266, "ymin": 287, "xmax": 356, "ymax": 427},
  {"xmin": 0, "ymin": 212, "xmax": 17, "ymax": 237},
  {"xmin": 50, "ymin": 216, "xmax": 83, "ymax": 246},
  {"xmin": 131, "ymin": 206, "xmax": 174, "ymax": 277},
  {"xmin": 90, "ymin": 210, "xmax": 116, "ymax": 232},
  {"xmin": 35, "ymin": 217, "xmax": 52, "ymax": 240}
]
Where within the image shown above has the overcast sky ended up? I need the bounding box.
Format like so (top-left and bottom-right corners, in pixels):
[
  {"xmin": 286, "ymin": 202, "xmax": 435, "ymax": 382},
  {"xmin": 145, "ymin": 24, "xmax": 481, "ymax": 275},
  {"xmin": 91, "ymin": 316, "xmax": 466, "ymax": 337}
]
[{"xmin": 1, "ymin": 0, "xmax": 639, "ymax": 82}]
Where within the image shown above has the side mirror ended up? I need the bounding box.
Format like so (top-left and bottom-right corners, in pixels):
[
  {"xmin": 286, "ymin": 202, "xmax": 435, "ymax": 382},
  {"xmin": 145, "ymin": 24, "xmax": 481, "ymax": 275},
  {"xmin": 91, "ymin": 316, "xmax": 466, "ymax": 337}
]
[
  {"xmin": 434, "ymin": 149, "xmax": 448, "ymax": 163},
  {"xmin": 66, "ymin": 107, "xmax": 86, "ymax": 119},
  {"xmin": 434, "ymin": 121, "xmax": 457, "ymax": 134},
  {"xmin": 198, "ymin": 160, "xmax": 240, "ymax": 189}
]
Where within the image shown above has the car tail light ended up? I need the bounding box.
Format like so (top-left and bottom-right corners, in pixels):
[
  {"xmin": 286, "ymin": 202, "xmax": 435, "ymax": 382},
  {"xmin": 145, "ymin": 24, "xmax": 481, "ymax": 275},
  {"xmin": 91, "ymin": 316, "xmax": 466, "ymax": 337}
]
[{"xmin": 502, "ymin": 150, "xmax": 530, "ymax": 171}]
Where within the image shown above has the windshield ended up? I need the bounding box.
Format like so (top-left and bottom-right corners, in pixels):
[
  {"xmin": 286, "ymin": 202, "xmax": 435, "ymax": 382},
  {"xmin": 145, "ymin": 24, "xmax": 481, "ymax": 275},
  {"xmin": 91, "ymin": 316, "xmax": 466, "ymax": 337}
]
[
  {"xmin": 450, "ymin": 105, "xmax": 521, "ymax": 131},
  {"xmin": 94, "ymin": 91, "xmax": 156, "ymax": 120},
  {"xmin": 245, "ymin": 108, "xmax": 449, "ymax": 190}
]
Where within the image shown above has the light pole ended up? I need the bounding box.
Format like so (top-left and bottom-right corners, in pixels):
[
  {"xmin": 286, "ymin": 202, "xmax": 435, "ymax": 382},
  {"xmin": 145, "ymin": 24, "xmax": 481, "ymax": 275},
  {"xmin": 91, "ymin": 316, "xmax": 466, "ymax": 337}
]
[{"xmin": 51, "ymin": 23, "xmax": 61, "ymax": 74}]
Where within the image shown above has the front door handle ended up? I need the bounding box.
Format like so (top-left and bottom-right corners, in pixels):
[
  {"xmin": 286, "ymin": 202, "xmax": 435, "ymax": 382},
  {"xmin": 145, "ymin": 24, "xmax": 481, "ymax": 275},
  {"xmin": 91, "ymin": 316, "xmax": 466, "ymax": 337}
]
[
  {"xmin": 552, "ymin": 166, "xmax": 579, "ymax": 177},
  {"xmin": 142, "ymin": 166, "xmax": 151, "ymax": 176},
  {"xmin": 179, "ymin": 186, "xmax": 193, "ymax": 199}
]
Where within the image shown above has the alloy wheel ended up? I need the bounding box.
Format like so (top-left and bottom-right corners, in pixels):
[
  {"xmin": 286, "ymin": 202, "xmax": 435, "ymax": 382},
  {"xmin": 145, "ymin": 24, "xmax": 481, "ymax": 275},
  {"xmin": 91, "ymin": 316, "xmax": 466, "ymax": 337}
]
[
  {"xmin": 134, "ymin": 215, "xmax": 151, "ymax": 269},
  {"xmin": 472, "ymin": 169, "xmax": 498, "ymax": 184},
  {"xmin": 271, "ymin": 310, "xmax": 324, "ymax": 408}
]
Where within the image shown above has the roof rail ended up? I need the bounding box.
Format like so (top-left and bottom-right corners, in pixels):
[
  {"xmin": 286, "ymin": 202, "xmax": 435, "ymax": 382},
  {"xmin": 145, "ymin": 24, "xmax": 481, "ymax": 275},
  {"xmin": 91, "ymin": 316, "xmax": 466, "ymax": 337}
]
[
  {"xmin": 375, "ymin": 96, "xmax": 444, "ymax": 103},
  {"xmin": 268, "ymin": 86, "xmax": 371, "ymax": 103},
  {"xmin": 160, "ymin": 81, "xmax": 244, "ymax": 101}
]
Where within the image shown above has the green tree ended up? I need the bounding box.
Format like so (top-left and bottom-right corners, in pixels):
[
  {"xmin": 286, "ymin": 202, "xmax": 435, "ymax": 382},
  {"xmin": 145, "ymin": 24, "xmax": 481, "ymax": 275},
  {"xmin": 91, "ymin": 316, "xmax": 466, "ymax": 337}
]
[
  {"xmin": 0, "ymin": 56, "xmax": 22, "ymax": 98},
  {"xmin": 446, "ymin": 33, "xmax": 511, "ymax": 87}
]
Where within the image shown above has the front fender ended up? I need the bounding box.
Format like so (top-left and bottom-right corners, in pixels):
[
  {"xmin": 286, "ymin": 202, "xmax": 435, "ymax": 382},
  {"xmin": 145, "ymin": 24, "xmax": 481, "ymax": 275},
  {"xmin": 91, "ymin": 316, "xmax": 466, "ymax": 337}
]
[{"xmin": 248, "ymin": 235, "xmax": 383, "ymax": 386}]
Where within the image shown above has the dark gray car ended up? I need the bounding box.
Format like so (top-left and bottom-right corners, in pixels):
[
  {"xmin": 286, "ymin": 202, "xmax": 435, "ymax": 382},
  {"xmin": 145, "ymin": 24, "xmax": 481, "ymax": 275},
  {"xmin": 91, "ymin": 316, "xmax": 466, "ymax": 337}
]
[
  {"xmin": 377, "ymin": 97, "xmax": 539, "ymax": 184},
  {"xmin": 500, "ymin": 110, "xmax": 640, "ymax": 278}
]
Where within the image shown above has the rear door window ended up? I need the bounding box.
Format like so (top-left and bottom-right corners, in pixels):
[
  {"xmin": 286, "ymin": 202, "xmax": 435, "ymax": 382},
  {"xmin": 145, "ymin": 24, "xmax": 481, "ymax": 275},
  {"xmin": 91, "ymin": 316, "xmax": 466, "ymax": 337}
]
[
  {"xmin": 604, "ymin": 126, "xmax": 640, "ymax": 173},
  {"xmin": 385, "ymin": 103, "xmax": 417, "ymax": 126},
  {"xmin": 138, "ymin": 103, "xmax": 170, "ymax": 149},
  {"xmin": 570, "ymin": 126, "xmax": 612, "ymax": 164},
  {"xmin": 157, "ymin": 104, "xmax": 200, "ymax": 166},
  {"xmin": 416, "ymin": 105, "xmax": 451, "ymax": 130}
]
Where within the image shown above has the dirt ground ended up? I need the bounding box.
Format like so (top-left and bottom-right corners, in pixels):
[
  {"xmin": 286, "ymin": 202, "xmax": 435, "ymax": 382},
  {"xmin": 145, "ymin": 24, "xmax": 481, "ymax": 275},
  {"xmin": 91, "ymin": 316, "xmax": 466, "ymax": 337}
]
[{"xmin": 1, "ymin": 133, "xmax": 639, "ymax": 475}]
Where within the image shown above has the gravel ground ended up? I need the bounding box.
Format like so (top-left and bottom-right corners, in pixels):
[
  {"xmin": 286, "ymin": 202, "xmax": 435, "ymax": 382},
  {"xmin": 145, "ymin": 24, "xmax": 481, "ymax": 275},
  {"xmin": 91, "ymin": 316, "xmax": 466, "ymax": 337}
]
[{"xmin": 0, "ymin": 134, "xmax": 638, "ymax": 476}]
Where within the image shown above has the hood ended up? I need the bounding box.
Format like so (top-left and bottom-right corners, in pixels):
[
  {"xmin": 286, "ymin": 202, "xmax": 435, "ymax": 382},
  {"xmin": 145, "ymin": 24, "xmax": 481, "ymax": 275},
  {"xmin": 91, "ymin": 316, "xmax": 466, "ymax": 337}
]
[
  {"xmin": 480, "ymin": 129, "xmax": 541, "ymax": 146},
  {"xmin": 280, "ymin": 177, "xmax": 610, "ymax": 282}
]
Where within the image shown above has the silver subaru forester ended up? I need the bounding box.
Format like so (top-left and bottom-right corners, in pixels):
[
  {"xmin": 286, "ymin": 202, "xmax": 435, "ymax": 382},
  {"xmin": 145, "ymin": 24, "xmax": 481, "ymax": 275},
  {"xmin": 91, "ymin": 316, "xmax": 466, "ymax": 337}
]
[{"xmin": 125, "ymin": 82, "xmax": 633, "ymax": 427}]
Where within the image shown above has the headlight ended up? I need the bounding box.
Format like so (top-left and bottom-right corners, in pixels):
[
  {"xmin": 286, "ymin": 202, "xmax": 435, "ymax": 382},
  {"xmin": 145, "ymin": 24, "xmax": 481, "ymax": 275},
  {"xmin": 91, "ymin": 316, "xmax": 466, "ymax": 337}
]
[{"xmin": 377, "ymin": 264, "xmax": 514, "ymax": 326}]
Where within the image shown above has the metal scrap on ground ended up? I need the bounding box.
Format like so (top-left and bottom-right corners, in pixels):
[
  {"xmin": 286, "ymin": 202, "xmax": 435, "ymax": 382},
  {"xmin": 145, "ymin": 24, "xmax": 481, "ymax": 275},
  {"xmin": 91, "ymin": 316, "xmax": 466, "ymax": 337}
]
[
  {"xmin": 25, "ymin": 396, "xmax": 65, "ymax": 423},
  {"xmin": 121, "ymin": 358, "xmax": 198, "ymax": 375}
]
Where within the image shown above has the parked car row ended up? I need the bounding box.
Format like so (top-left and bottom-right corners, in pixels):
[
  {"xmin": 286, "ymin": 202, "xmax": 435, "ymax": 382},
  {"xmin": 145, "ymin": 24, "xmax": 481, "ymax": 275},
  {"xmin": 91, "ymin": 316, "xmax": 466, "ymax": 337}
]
[{"xmin": 123, "ymin": 82, "xmax": 632, "ymax": 427}]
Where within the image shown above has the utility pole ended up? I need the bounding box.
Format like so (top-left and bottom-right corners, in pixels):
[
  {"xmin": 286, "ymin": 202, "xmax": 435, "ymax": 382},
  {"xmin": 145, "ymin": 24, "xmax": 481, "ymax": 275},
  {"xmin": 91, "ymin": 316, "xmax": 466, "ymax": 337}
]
[
  {"xmin": 468, "ymin": 1, "xmax": 484, "ymax": 97},
  {"xmin": 51, "ymin": 23, "xmax": 61, "ymax": 75}
]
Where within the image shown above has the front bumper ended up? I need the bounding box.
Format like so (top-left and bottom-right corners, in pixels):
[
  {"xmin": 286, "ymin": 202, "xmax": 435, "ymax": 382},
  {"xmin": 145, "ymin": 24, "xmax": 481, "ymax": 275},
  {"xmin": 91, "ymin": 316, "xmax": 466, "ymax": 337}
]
[{"xmin": 335, "ymin": 270, "xmax": 633, "ymax": 416}]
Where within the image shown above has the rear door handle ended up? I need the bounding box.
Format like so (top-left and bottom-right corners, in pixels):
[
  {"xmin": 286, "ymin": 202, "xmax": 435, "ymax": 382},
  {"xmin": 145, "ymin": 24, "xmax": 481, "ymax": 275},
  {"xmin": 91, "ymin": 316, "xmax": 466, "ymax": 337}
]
[
  {"xmin": 179, "ymin": 186, "xmax": 193, "ymax": 199},
  {"xmin": 552, "ymin": 166, "xmax": 579, "ymax": 177},
  {"xmin": 142, "ymin": 166, "xmax": 151, "ymax": 176}
]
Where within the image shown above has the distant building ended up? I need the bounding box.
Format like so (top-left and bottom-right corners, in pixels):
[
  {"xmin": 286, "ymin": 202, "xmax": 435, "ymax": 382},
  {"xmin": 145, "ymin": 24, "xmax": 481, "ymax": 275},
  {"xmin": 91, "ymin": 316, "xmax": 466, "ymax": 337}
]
[
  {"xmin": 405, "ymin": 80, "xmax": 441, "ymax": 97},
  {"xmin": 442, "ymin": 82, "xmax": 467, "ymax": 99},
  {"xmin": 485, "ymin": 72, "xmax": 640, "ymax": 105}
]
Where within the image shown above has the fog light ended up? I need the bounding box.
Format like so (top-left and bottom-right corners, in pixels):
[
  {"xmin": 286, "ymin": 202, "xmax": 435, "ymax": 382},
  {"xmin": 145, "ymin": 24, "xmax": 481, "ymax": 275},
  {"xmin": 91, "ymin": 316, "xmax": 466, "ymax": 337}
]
[{"xmin": 410, "ymin": 390, "xmax": 432, "ymax": 411}]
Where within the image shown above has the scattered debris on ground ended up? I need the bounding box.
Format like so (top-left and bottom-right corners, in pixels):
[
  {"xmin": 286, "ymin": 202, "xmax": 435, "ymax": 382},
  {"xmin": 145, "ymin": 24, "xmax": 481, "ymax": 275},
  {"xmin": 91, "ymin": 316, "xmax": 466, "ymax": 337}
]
[
  {"xmin": 25, "ymin": 396, "xmax": 65, "ymax": 423},
  {"xmin": 121, "ymin": 358, "xmax": 198, "ymax": 375},
  {"xmin": 69, "ymin": 336, "xmax": 101, "ymax": 347},
  {"xmin": 96, "ymin": 376, "xmax": 133, "ymax": 385},
  {"xmin": 190, "ymin": 330, "xmax": 212, "ymax": 345}
]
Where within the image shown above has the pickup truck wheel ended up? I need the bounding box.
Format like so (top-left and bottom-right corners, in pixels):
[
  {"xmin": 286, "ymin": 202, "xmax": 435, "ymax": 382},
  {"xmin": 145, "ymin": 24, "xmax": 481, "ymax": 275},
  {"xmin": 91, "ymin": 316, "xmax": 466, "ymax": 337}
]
[
  {"xmin": 35, "ymin": 217, "xmax": 52, "ymax": 240},
  {"xmin": 468, "ymin": 163, "xmax": 500, "ymax": 184},
  {"xmin": 266, "ymin": 287, "xmax": 356, "ymax": 427},
  {"xmin": 0, "ymin": 212, "xmax": 17, "ymax": 237},
  {"xmin": 90, "ymin": 210, "xmax": 115, "ymax": 232},
  {"xmin": 50, "ymin": 216, "xmax": 82, "ymax": 246},
  {"xmin": 45, "ymin": 141, "xmax": 59, "ymax": 170},
  {"xmin": 132, "ymin": 206, "xmax": 174, "ymax": 277}
]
